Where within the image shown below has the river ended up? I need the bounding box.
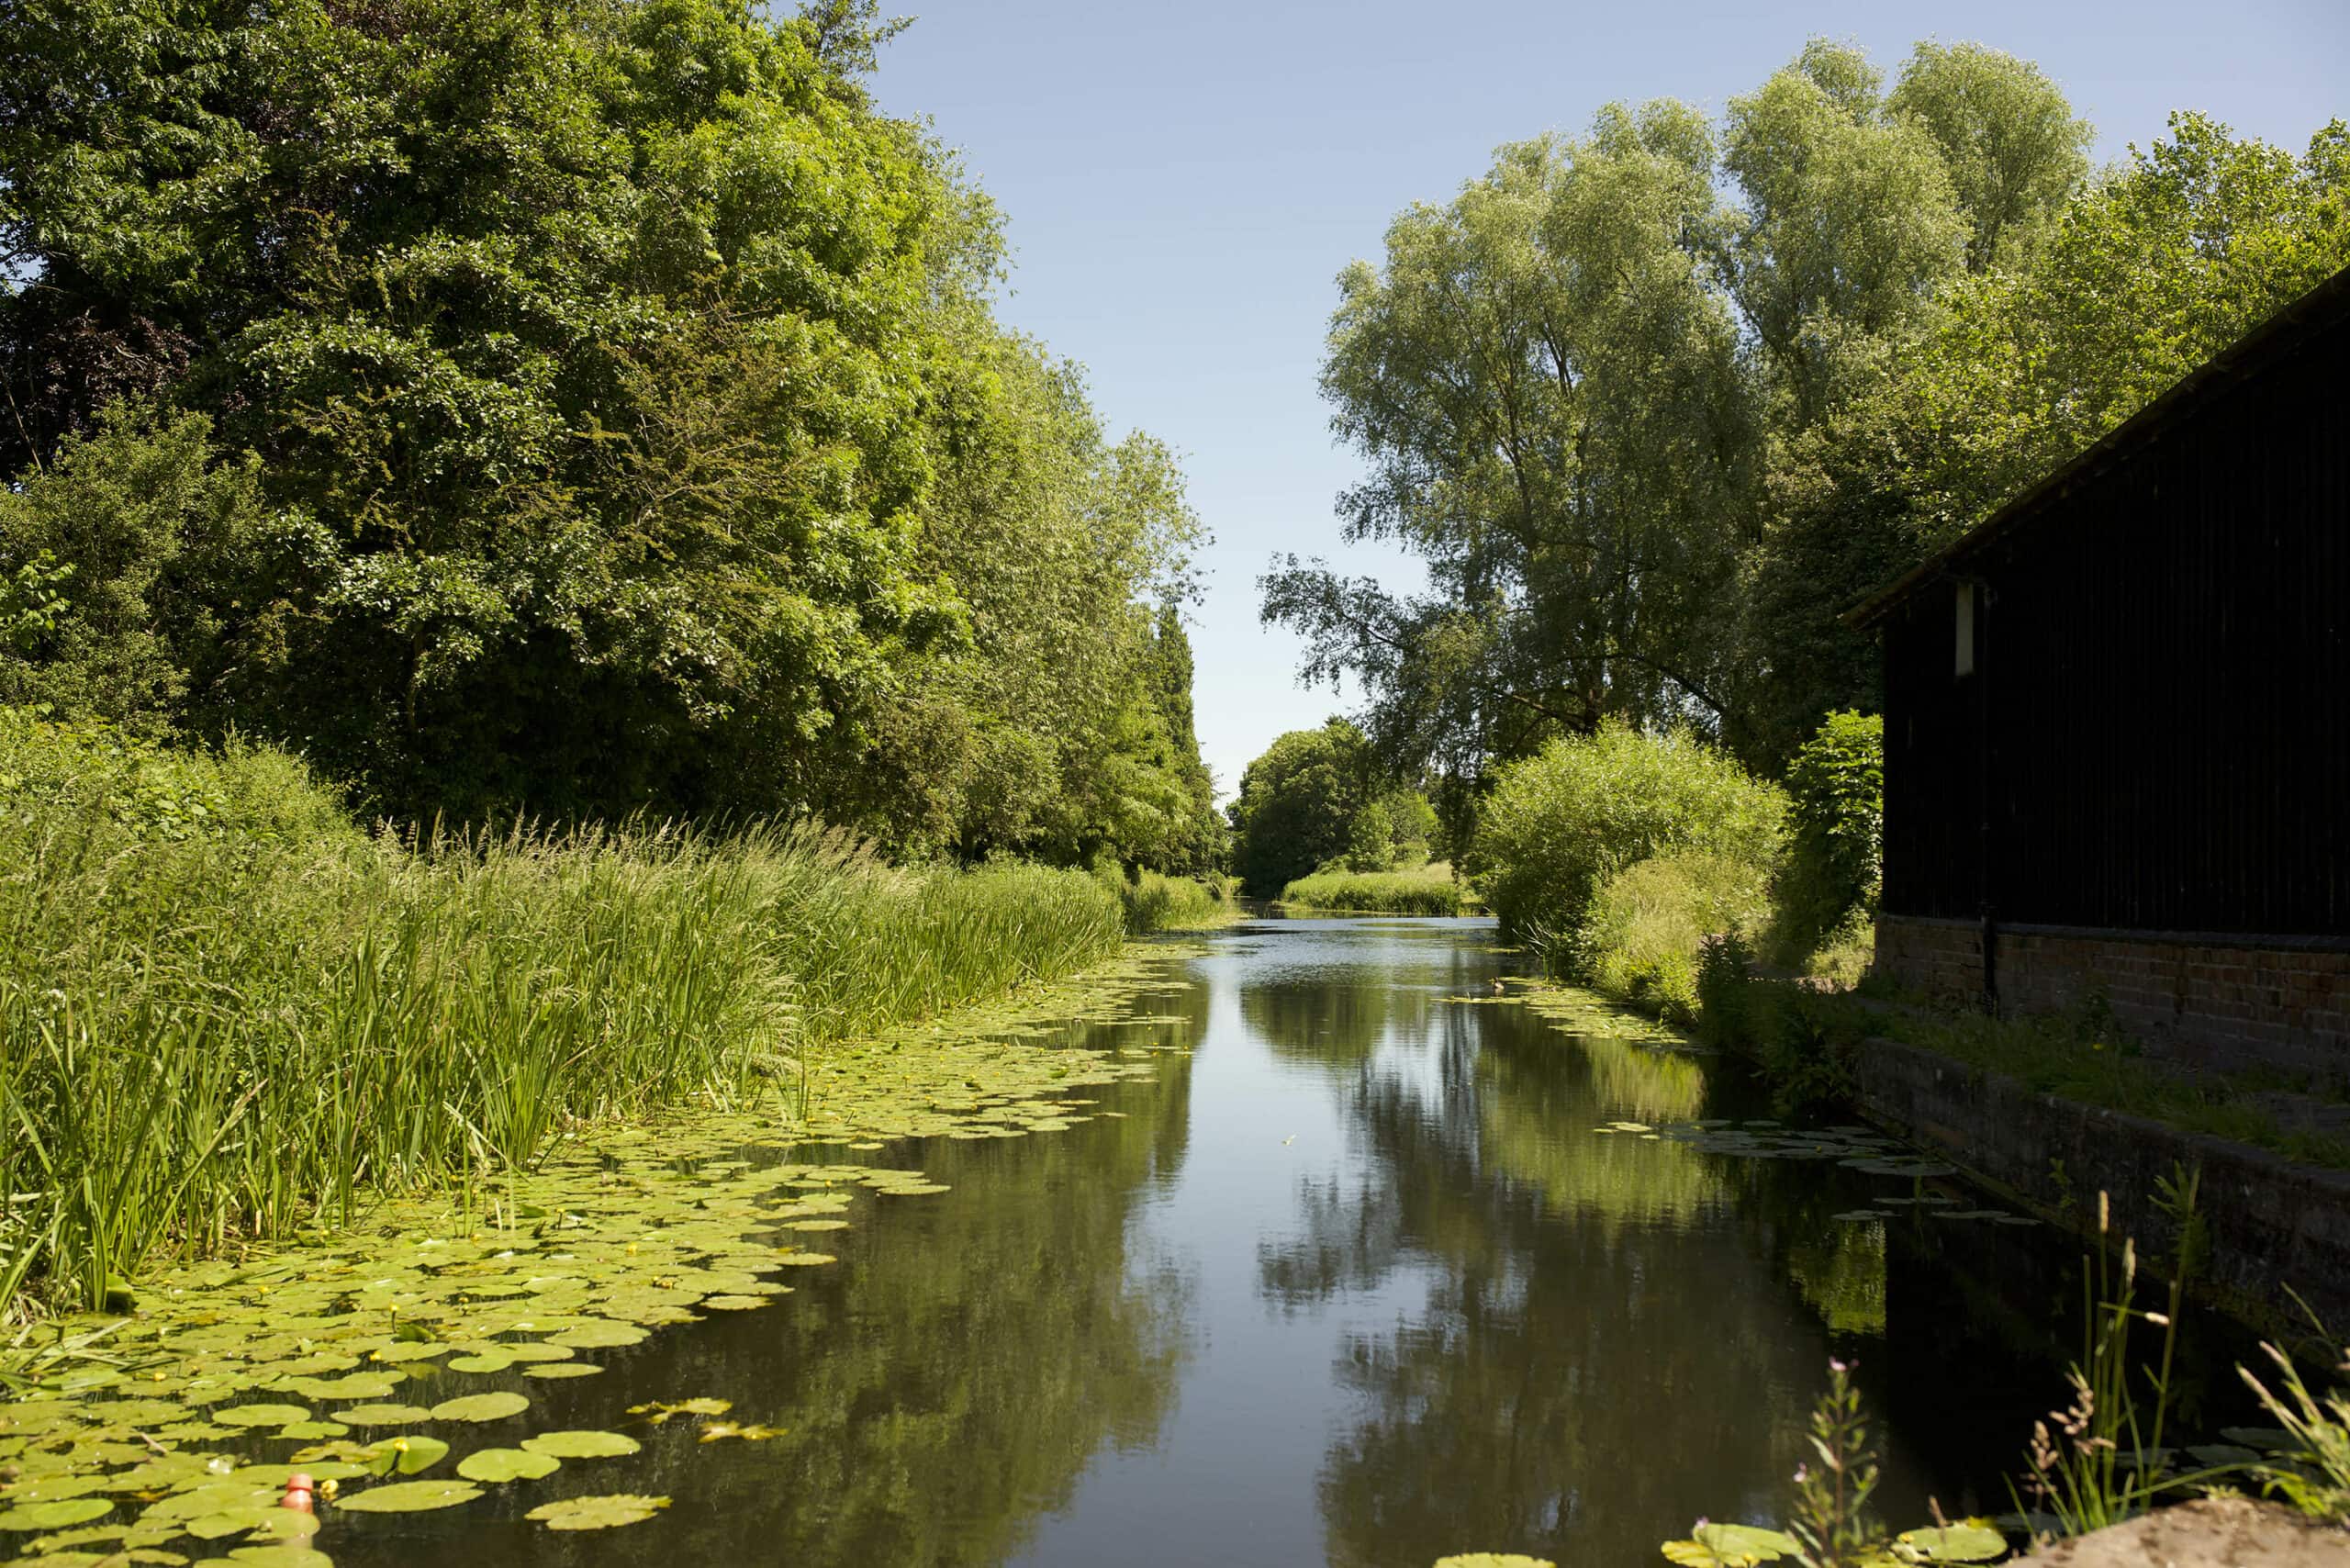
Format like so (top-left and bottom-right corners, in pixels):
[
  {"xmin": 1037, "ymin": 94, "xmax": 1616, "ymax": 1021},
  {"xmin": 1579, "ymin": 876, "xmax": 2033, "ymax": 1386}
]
[{"xmin": 327, "ymin": 913, "xmax": 2266, "ymax": 1567}]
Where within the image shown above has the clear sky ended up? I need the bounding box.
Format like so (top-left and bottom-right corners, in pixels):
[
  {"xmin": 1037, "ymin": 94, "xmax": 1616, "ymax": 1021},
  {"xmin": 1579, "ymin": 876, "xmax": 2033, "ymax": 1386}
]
[{"xmin": 870, "ymin": 0, "xmax": 2346, "ymax": 801}]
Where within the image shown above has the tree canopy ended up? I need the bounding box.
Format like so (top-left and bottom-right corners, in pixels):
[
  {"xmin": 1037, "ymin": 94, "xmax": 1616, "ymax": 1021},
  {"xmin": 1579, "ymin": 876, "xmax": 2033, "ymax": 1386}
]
[
  {"xmin": 1268, "ymin": 38, "xmax": 2347, "ymax": 784},
  {"xmin": 0, "ymin": 0, "xmax": 1216, "ymax": 865}
]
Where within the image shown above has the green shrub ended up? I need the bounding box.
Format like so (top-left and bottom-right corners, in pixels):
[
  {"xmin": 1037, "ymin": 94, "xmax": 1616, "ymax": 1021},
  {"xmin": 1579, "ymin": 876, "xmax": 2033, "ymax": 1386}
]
[
  {"xmin": 1749, "ymin": 983, "xmax": 1867, "ymax": 1118},
  {"xmin": 1571, "ymin": 851, "xmax": 1774, "ymax": 1023},
  {"xmin": 1474, "ymin": 722, "xmax": 1786, "ymax": 940},
  {"xmin": 1770, "ymin": 711, "xmax": 1883, "ymax": 967},
  {"xmin": 1278, "ymin": 865, "xmax": 1466, "ymax": 915}
]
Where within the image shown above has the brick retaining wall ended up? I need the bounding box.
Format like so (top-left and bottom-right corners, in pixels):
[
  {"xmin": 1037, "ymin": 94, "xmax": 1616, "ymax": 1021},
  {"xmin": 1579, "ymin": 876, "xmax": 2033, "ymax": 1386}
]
[
  {"xmin": 1876, "ymin": 913, "xmax": 2350, "ymax": 1077},
  {"xmin": 1854, "ymin": 1034, "xmax": 2350, "ymax": 1336}
]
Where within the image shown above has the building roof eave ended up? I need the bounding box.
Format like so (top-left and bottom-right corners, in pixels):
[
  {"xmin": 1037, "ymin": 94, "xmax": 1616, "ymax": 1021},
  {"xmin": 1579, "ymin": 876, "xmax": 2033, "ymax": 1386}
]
[{"xmin": 1841, "ymin": 262, "xmax": 2350, "ymax": 632}]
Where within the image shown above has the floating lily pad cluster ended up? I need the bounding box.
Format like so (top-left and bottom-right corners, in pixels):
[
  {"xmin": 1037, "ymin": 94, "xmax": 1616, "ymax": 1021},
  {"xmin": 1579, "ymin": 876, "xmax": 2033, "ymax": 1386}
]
[
  {"xmin": 1593, "ymin": 1119, "xmax": 2040, "ymax": 1227},
  {"xmin": 0, "ymin": 950, "xmax": 1196, "ymax": 1568},
  {"xmin": 1505, "ymin": 983, "xmax": 1707, "ymax": 1049}
]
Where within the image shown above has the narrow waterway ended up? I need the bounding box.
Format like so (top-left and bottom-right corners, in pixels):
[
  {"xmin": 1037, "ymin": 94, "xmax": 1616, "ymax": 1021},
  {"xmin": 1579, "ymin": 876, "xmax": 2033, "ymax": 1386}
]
[{"xmin": 330, "ymin": 913, "xmax": 2265, "ymax": 1567}]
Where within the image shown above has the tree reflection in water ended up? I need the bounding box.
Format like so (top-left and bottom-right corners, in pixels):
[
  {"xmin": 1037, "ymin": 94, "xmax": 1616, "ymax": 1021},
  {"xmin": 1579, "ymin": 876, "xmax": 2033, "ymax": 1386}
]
[{"xmin": 1253, "ymin": 973, "xmax": 1945, "ymax": 1568}]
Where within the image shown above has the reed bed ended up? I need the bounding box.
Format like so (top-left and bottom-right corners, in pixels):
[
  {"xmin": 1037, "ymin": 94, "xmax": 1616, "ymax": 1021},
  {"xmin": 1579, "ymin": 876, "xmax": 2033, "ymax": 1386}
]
[
  {"xmin": 0, "ymin": 711, "xmax": 1124, "ymax": 1319},
  {"xmin": 1111, "ymin": 868, "xmax": 1236, "ymax": 933},
  {"xmin": 1277, "ymin": 866, "xmax": 1467, "ymax": 916}
]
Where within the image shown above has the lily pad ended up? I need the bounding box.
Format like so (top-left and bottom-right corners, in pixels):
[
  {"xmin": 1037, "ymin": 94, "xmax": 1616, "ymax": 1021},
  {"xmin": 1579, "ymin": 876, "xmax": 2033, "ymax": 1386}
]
[
  {"xmin": 1896, "ymin": 1524, "xmax": 2009, "ymax": 1562},
  {"xmin": 285, "ymin": 1372, "xmax": 401, "ymax": 1400},
  {"xmin": 428, "ymin": 1392, "xmax": 530, "ymax": 1424},
  {"xmin": 338, "ymin": 1404, "xmax": 431, "ymax": 1428},
  {"xmin": 525, "ymin": 1493, "xmax": 670, "ymax": 1531},
  {"xmin": 456, "ymin": 1448, "xmax": 562, "ymax": 1484},
  {"xmin": 208, "ymin": 1547, "xmax": 335, "ymax": 1567},
  {"xmin": 523, "ymin": 1363, "xmax": 602, "ymax": 1380},
  {"xmin": 629, "ymin": 1398, "xmax": 730, "ymax": 1424},
  {"xmin": 2220, "ymin": 1427, "xmax": 2298, "ymax": 1451},
  {"xmin": 334, "ymin": 1479, "xmax": 483, "ymax": 1513},
  {"xmin": 1661, "ymin": 1523, "xmax": 1799, "ymax": 1566},
  {"xmin": 0, "ymin": 1497, "xmax": 116, "ymax": 1530},
  {"xmin": 188, "ymin": 1502, "xmax": 314, "ymax": 1541},
  {"xmin": 364, "ymin": 1435, "xmax": 449, "ymax": 1475},
  {"xmin": 520, "ymin": 1430, "xmax": 641, "ymax": 1460},
  {"xmin": 215, "ymin": 1404, "xmax": 313, "ymax": 1429},
  {"xmin": 547, "ymin": 1321, "xmax": 646, "ymax": 1350}
]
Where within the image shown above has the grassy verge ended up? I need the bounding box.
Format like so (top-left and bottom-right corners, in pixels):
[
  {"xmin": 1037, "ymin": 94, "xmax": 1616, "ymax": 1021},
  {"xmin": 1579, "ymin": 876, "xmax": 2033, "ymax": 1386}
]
[
  {"xmin": 1277, "ymin": 863, "xmax": 1468, "ymax": 915},
  {"xmin": 0, "ymin": 710, "xmax": 1127, "ymax": 1319},
  {"xmin": 1867, "ymin": 993, "xmax": 2350, "ymax": 1170}
]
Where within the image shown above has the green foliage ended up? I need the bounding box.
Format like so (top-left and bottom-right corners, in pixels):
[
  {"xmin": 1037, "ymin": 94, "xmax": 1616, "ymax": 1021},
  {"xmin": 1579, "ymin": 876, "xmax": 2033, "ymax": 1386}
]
[
  {"xmin": 1771, "ymin": 713, "xmax": 1885, "ymax": 966},
  {"xmin": 1786, "ymin": 1358, "xmax": 1884, "ymax": 1567},
  {"xmin": 1749, "ymin": 985, "xmax": 1866, "ymax": 1120},
  {"xmin": 1473, "ymin": 723, "xmax": 1785, "ymax": 942},
  {"xmin": 0, "ymin": 710, "xmax": 1124, "ymax": 1316},
  {"xmin": 1662, "ymin": 1361, "xmax": 2016, "ymax": 1566},
  {"xmin": 1278, "ymin": 865, "xmax": 1466, "ymax": 917},
  {"xmin": 2243, "ymin": 1333, "xmax": 2350, "ymax": 1524},
  {"xmin": 1874, "ymin": 999, "xmax": 2350, "ymax": 1170},
  {"xmin": 1695, "ymin": 933, "xmax": 1757, "ymax": 1047},
  {"xmin": 1269, "ymin": 97, "xmax": 1753, "ymax": 778},
  {"xmin": 2019, "ymin": 1174, "xmax": 2205, "ymax": 1540},
  {"xmin": 0, "ymin": 0, "xmax": 1213, "ymax": 866},
  {"xmin": 1572, "ymin": 853, "xmax": 1774, "ymax": 1023},
  {"xmin": 1275, "ymin": 37, "xmax": 2350, "ymax": 782},
  {"xmin": 1226, "ymin": 718, "xmax": 1376, "ymax": 895},
  {"xmin": 1109, "ymin": 868, "xmax": 1233, "ymax": 935},
  {"xmin": 1743, "ymin": 113, "xmax": 2349, "ymax": 764},
  {"xmin": 0, "ymin": 409, "xmax": 271, "ymax": 733}
]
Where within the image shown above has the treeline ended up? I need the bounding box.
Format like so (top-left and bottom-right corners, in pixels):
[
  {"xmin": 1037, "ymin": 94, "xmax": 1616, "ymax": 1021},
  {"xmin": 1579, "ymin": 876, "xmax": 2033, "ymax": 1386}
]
[
  {"xmin": 0, "ymin": 0, "xmax": 1219, "ymax": 873},
  {"xmin": 1265, "ymin": 39, "xmax": 2349, "ymax": 818}
]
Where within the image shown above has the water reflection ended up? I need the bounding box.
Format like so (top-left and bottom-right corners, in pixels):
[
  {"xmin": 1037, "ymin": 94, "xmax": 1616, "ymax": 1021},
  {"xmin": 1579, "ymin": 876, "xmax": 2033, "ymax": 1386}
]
[{"xmin": 322, "ymin": 918, "xmax": 2269, "ymax": 1568}]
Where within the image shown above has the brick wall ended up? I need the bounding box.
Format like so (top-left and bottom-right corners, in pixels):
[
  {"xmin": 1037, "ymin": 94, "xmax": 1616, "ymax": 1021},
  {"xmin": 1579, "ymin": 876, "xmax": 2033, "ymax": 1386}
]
[{"xmin": 1875, "ymin": 913, "xmax": 2350, "ymax": 1077}]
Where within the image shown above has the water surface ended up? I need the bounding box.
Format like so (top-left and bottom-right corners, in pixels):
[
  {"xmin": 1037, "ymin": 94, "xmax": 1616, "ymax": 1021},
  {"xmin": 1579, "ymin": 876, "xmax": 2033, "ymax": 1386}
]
[{"xmin": 332, "ymin": 914, "xmax": 2262, "ymax": 1567}]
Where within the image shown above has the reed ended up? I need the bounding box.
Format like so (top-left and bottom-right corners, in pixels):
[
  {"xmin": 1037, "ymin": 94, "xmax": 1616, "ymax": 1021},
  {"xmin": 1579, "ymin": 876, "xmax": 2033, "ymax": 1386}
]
[
  {"xmin": 1277, "ymin": 866, "xmax": 1466, "ymax": 916},
  {"xmin": 0, "ymin": 711, "xmax": 1124, "ymax": 1319},
  {"xmin": 1111, "ymin": 868, "xmax": 1235, "ymax": 934}
]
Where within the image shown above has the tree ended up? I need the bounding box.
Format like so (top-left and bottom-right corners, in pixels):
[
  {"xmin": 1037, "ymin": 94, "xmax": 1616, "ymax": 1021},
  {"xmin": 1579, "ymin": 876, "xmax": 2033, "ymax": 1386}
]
[
  {"xmin": 1271, "ymin": 37, "xmax": 2350, "ymax": 789},
  {"xmin": 1226, "ymin": 720, "xmax": 1377, "ymax": 895},
  {"xmin": 0, "ymin": 0, "xmax": 1214, "ymax": 860},
  {"xmin": 1267, "ymin": 100, "xmax": 1755, "ymax": 801},
  {"xmin": 1737, "ymin": 112, "xmax": 2350, "ymax": 766},
  {"xmin": 1887, "ymin": 41, "xmax": 2092, "ymax": 274}
]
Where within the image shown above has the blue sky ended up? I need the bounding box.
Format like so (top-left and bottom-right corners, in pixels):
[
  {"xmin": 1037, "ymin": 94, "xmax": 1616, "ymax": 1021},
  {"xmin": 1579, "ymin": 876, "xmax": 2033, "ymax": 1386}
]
[{"xmin": 870, "ymin": 0, "xmax": 2347, "ymax": 800}]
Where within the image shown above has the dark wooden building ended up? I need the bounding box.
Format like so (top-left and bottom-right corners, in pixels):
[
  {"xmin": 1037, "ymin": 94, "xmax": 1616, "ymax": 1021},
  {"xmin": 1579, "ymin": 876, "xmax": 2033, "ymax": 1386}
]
[{"xmin": 1849, "ymin": 263, "xmax": 2350, "ymax": 1073}]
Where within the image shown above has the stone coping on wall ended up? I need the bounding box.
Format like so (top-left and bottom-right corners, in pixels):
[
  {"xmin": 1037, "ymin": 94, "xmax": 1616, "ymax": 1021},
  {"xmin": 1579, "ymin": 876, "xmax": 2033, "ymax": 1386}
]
[{"xmin": 1852, "ymin": 1030, "xmax": 2350, "ymax": 1339}]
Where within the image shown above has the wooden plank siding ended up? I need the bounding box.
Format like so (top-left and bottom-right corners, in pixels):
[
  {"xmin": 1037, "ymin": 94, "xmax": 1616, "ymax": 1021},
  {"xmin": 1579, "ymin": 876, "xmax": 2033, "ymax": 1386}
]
[{"xmin": 1874, "ymin": 274, "xmax": 2350, "ymax": 936}]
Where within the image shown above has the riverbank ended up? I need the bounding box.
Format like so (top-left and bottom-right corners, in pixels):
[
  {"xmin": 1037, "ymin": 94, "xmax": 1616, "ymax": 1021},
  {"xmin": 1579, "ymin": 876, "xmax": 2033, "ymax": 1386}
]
[
  {"xmin": 0, "ymin": 940, "xmax": 1196, "ymax": 1557},
  {"xmin": 0, "ymin": 710, "xmax": 1216, "ymax": 1326}
]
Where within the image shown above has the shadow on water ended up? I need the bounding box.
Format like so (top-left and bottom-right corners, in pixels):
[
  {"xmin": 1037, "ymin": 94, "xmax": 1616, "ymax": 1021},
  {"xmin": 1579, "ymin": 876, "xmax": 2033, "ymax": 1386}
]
[{"xmin": 321, "ymin": 916, "xmax": 2272, "ymax": 1568}]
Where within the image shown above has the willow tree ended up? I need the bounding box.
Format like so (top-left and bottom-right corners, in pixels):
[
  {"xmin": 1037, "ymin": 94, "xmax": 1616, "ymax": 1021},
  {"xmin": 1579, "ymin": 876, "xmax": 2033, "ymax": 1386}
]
[
  {"xmin": 1270, "ymin": 39, "xmax": 2103, "ymax": 786},
  {"xmin": 1265, "ymin": 100, "xmax": 1755, "ymax": 812}
]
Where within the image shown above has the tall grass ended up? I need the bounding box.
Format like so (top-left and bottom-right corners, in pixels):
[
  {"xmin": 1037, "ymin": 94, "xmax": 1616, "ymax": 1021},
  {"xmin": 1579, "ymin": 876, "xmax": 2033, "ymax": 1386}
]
[
  {"xmin": 1277, "ymin": 865, "xmax": 1466, "ymax": 915},
  {"xmin": 1111, "ymin": 867, "xmax": 1236, "ymax": 933},
  {"xmin": 0, "ymin": 711, "xmax": 1124, "ymax": 1318},
  {"xmin": 1569, "ymin": 851, "xmax": 1773, "ymax": 1022}
]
